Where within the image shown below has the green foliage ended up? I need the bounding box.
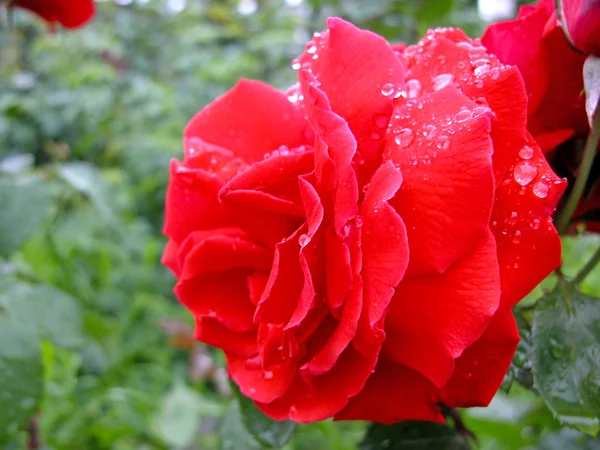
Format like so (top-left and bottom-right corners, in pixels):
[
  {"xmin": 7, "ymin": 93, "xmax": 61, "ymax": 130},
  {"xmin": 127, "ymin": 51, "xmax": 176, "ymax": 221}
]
[
  {"xmin": 360, "ymin": 422, "xmax": 470, "ymax": 450},
  {"xmin": 532, "ymin": 281, "xmax": 600, "ymax": 437}
]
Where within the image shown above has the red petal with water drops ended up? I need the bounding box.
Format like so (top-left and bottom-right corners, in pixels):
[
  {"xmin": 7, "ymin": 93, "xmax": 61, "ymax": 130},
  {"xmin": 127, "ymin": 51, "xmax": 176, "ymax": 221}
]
[
  {"xmin": 404, "ymin": 28, "xmax": 528, "ymax": 184},
  {"xmin": 357, "ymin": 161, "xmax": 409, "ymax": 351},
  {"xmin": 439, "ymin": 309, "xmax": 520, "ymax": 407},
  {"xmin": 185, "ymin": 79, "xmax": 310, "ymax": 163},
  {"xmin": 163, "ymin": 160, "xmax": 232, "ymax": 245},
  {"xmin": 334, "ymin": 360, "xmax": 443, "ymax": 424},
  {"xmin": 257, "ymin": 345, "xmax": 378, "ymax": 423},
  {"xmin": 295, "ymin": 18, "xmax": 405, "ymax": 162},
  {"xmin": 385, "ymin": 85, "xmax": 495, "ymax": 275},
  {"xmin": 491, "ymin": 138, "xmax": 566, "ymax": 310},
  {"xmin": 383, "ymin": 232, "xmax": 500, "ymax": 388}
]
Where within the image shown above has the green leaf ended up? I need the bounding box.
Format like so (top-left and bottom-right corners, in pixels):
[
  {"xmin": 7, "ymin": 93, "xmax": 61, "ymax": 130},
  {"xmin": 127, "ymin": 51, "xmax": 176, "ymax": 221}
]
[
  {"xmin": 0, "ymin": 278, "xmax": 83, "ymax": 349},
  {"xmin": 526, "ymin": 428, "xmax": 600, "ymax": 449},
  {"xmin": 583, "ymin": 56, "xmax": 600, "ymax": 128},
  {"xmin": 532, "ymin": 281, "xmax": 600, "ymax": 437},
  {"xmin": 0, "ymin": 318, "xmax": 43, "ymax": 444},
  {"xmin": 155, "ymin": 382, "xmax": 203, "ymax": 447},
  {"xmin": 220, "ymin": 399, "xmax": 261, "ymax": 450},
  {"xmin": 502, "ymin": 309, "xmax": 534, "ymax": 391},
  {"xmin": 236, "ymin": 387, "xmax": 296, "ymax": 448},
  {"xmin": 360, "ymin": 422, "xmax": 471, "ymax": 450},
  {"xmin": 0, "ymin": 175, "xmax": 53, "ymax": 258}
]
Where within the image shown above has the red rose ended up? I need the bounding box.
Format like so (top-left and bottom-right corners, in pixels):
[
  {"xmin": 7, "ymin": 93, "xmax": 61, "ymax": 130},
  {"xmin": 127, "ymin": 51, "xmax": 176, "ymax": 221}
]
[
  {"xmin": 562, "ymin": 0, "xmax": 600, "ymax": 56},
  {"xmin": 482, "ymin": 0, "xmax": 588, "ymax": 153},
  {"xmin": 162, "ymin": 18, "xmax": 566, "ymax": 423},
  {"xmin": 9, "ymin": 0, "xmax": 95, "ymax": 29}
]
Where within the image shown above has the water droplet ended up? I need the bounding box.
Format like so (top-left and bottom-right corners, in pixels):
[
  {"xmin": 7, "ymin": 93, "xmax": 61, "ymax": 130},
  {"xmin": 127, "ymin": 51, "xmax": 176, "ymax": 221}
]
[
  {"xmin": 290, "ymin": 405, "xmax": 298, "ymax": 414},
  {"xmin": 455, "ymin": 109, "xmax": 472, "ymax": 123},
  {"xmin": 371, "ymin": 132, "xmax": 381, "ymax": 140},
  {"xmin": 291, "ymin": 61, "xmax": 301, "ymax": 70},
  {"xmin": 519, "ymin": 146, "xmax": 534, "ymax": 160},
  {"xmin": 394, "ymin": 128, "xmax": 414, "ymax": 147},
  {"xmin": 513, "ymin": 161, "xmax": 538, "ymax": 186},
  {"xmin": 355, "ymin": 216, "xmax": 363, "ymax": 227},
  {"xmin": 381, "ymin": 83, "xmax": 395, "ymax": 96},
  {"xmin": 249, "ymin": 387, "xmax": 257, "ymax": 394},
  {"xmin": 531, "ymin": 218, "xmax": 541, "ymax": 229},
  {"xmin": 432, "ymin": 73, "xmax": 453, "ymax": 91},
  {"xmin": 288, "ymin": 92, "xmax": 299, "ymax": 103},
  {"xmin": 512, "ymin": 230, "xmax": 522, "ymax": 244},
  {"xmin": 264, "ymin": 370, "xmax": 274, "ymax": 380},
  {"xmin": 475, "ymin": 79, "xmax": 484, "ymax": 88},
  {"xmin": 298, "ymin": 234, "xmax": 311, "ymax": 247},
  {"xmin": 532, "ymin": 181, "xmax": 548, "ymax": 198},
  {"xmin": 423, "ymin": 124, "xmax": 437, "ymax": 139},
  {"xmin": 306, "ymin": 42, "xmax": 317, "ymax": 54},
  {"xmin": 508, "ymin": 211, "xmax": 519, "ymax": 226},
  {"xmin": 474, "ymin": 64, "xmax": 491, "ymax": 76},
  {"xmin": 406, "ymin": 79, "xmax": 422, "ymax": 98}
]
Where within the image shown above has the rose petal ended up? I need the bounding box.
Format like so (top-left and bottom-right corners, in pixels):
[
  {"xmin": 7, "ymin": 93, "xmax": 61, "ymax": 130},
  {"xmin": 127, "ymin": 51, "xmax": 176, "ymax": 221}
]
[
  {"xmin": 295, "ymin": 17, "xmax": 405, "ymax": 162},
  {"xmin": 439, "ymin": 309, "xmax": 520, "ymax": 407},
  {"xmin": 334, "ymin": 360, "xmax": 443, "ymax": 424},
  {"xmin": 385, "ymin": 85, "xmax": 494, "ymax": 275},
  {"xmin": 383, "ymin": 231, "xmax": 500, "ymax": 388},
  {"xmin": 491, "ymin": 138, "xmax": 566, "ymax": 310},
  {"xmin": 194, "ymin": 317, "xmax": 257, "ymax": 357},
  {"xmin": 185, "ymin": 79, "xmax": 310, "ymax": 163}
]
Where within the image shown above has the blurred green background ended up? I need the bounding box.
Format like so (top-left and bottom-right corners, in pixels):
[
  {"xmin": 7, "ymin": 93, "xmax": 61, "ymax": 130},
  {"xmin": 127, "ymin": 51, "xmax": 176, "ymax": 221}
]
[{"xmin": 0, "ymin": 0, "xmax": 598, "ymax": 448}]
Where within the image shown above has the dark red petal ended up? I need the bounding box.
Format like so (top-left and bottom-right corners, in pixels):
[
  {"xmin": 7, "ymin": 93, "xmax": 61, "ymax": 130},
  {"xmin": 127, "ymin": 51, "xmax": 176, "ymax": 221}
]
[
  {"xmin": 491, "ymin": 138, "xmax": 566, "ymax": 310},
  {"xmin": 481, "ymin": 1, "xmax": 553, "ymax": 113},
  {"xmin": 176, "ymin": 270, "xmax": 257, "ymax": 333},
  {"xmin": 385, "ymin": 85, "xmax": 494, "ymax": 275},
  {"xmin": 562, "ymin": 0, "xmax": 600, "ymax": 56},
  {"xmin": 163, "ymin": 159, "xmax": 231, "ymax": 245},
  {"xmin": 299, "ymin": 70, "xmax": 359, "ymax": 234},
  {"xmin": 439, "ymin": 309, "xmax": 520, "ymax": 407},
  {"xmin": 227, "ymin": 354, "xmax": 297, "ymax": 404},
  {"xmin": 384, "ymin": 232, "xmax": 500, "ymax": 388},
  {"xmin": 247, "ymin": 272, "xmax": 269, "ymax": 306},
  {"xmin": 194, "ymin": 317, "xmax": 257, "ymax": 357},
  {"xmin": 295, "ymin": 17, "xmax": 405, "ymax": 162},
  {"xmin": 184, "ymin": 79, "xmax": 309, "ymax": 163},
  {"xmin": 13, "ymin": 0, "xmax": 95, "ymax": 29},
  {"xmin": 357, "ymin": 161, "xmax": 409, "ymax": 350},
  {"xmin": 334, "ymin": 360, "xmax": 443, "ymax": 424},
  {"xmin": 256, "ymin": 345, "xmax": 377, "ymax": 423},
  {"xmin": 184, "ymin": 138, "xmax": 248, "ymax": 182}
]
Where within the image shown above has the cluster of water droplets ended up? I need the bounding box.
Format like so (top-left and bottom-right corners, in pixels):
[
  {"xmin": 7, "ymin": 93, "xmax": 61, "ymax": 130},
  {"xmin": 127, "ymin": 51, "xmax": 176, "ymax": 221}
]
[
  {"xmin": 510, "ymin": 145, "xmax": 553, "ymax": 200},
  {"xmin": 184, "ymin": 137, "xmax": 247, "ymax": 180},
  {"xmin": 263, "ymin": 144, "xmax": 310, "ymax": 160}
]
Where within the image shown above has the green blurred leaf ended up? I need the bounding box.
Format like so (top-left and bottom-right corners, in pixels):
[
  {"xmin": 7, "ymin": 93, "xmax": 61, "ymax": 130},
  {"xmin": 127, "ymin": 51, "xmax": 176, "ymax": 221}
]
[
  {"xmin": 532, "ymin": 281, "xmax": 600, "ymax": 437},
  {"xmin": 220, "ymin": 399, "xmax": 261, "ymax": 450},
  {"xmin": 0, "ymin": 175, "xmax": 53, "ymax": 258},
  {"xmin": 526, "ymin": 428, "xmax": 600, "ymax": 449},
  {"xmin": 0, "ymin": 278, "xmax": 83, "ymax": 349},
  {"xmin": 0, "ymin": 318, "xmax": 43, "ymax": 444},
  {"xmin": 155, "ymin": 382, "xmax": 202, "ymax": 447},
  {"xmin": 236, "ymin": 387, "xmax": 296, "ymax": 448},
  {"xmin": 360, "ymin": 422, "xmax": 471, "ymax": 450},
  {"xmin": 503, "ymin": 309, "xmax": 534, "ymax": 391}
]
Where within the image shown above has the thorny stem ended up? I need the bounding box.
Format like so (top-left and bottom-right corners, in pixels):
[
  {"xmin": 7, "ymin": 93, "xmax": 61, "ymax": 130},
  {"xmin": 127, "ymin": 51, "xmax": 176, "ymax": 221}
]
[
  {"xmin": 573, "ymin": 244, "xmax": 600, "ymax": 284},
  {"xmin": 556, "ymin": 99, "xmax": 600, "ymax": 234}
]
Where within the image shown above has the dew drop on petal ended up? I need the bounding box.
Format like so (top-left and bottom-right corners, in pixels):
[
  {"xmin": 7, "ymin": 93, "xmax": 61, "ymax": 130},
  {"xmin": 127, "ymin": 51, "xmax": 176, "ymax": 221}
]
[
  {"xmin": 455, "ymin": 109, "xmax": 472, "ymax": 123},
  {"xmin": 264, "ymin": 370, "xmax": 274, "ymax": 380},
  {"xmin": 298, "ymin": 234, "xmax": 311, "ymax": 247},
  {"xmin": 532, "ymin": 181, "xmax": 549, "ymax": 198},
  {"xmin": 432, "ymin": 73, "xmax": 453, "ymax": 91},
  {"xmin": 381, "ymin": 83, "xmax": 395, "ymax": 96},
  {"xmin": 394, "ymin": 128, "xmax": 414, "ymax": 147},
  {"xmin": 519, "ymin": 146, "xmax": 534, "ymax": 160},
  {"xmin": 406, "ymin": 79, "xmax": 422, "ymax": 98},
  {"xmin": 474, "ymin": 64, "xmax": 491, "ymax": 76},
  {"xmin": 512, "ymin": 230, "xmax": 522, "ymax": 244},
  {"xmin": 375, "ymin": 114, "xmax": 389, "ymax": 128},
  {"xmin": 513, "ymin": 161, "xmax": 537, "ymax": 186},
  {"xmin": 306, "ymin": 42, "xmax": 317, "ymax": 54},
  {"xmin": 531, "ymin": 218, "xmax": 541, "ymax": 229},
  {"xmin": 291, "ymin": 61, "xmax": 301, "ymax": 70}
]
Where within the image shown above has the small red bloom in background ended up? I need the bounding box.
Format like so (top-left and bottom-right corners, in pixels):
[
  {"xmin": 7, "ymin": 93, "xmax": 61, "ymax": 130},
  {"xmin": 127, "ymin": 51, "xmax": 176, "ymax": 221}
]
[
  {"xmin": 162, "ymin": 18, "xmax": 566, "ymax": 424},
  {"xmin": 8, "ymin": 0, "xmax": 95, "ymax": 29},
  {"xmin": 561, "ymin": 0, "xmax": 600, "ymax": 56},
  {"xmin": 482, "ymin": 0, "xmax": 588, "ymax": 153}
]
